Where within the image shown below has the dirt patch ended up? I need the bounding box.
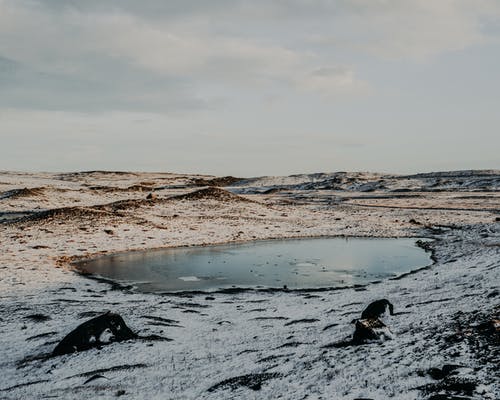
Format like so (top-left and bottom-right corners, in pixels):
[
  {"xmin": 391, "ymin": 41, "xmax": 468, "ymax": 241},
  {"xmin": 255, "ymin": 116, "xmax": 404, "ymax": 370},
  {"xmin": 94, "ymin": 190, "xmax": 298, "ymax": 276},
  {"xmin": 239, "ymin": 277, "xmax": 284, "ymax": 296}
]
[
  {"xmin": 0, "ymin": 187, "xmax": 45, "ymax": 200},
  {"xmin": 93, "ymin": 198, "xmax": 157, "ymax": 212},
  {"xmin": 169, "ymin": 187, "xmax": 255, "ymax": 202},
  {"xmin": 191, "ymin": 176, "xmax": 242, "ymax": 187},
  {"xmin": 86, "ymin": 184, "xmax": 155, "ymax": 193},
  {"xmin": 17, "ymin": 206, "xmax": 114, "ymax": 224}
]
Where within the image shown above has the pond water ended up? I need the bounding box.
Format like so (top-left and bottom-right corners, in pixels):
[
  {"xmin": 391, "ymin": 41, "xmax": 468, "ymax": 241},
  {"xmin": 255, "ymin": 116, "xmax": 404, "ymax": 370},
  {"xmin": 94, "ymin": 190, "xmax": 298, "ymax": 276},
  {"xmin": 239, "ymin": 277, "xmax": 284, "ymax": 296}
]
[{"xmin": 75, "ymin": 237, "xmax": 431, "ymax": 293}]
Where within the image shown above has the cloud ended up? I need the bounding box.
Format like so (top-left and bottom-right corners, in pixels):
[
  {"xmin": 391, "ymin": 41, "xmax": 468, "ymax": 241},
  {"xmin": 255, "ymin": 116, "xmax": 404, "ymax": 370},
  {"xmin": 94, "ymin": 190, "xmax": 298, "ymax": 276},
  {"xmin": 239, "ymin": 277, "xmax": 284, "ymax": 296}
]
[
  {"xmin": 309, "ymin": 0, "xmax": 500, "ymax": 60},
  {"xmin": 0, "ymin": 0, "xmax": 499, "ymax": 113},
  {"xmin": 297, "ymin": 66, "xmax": 369, "ymax": 97},
  {"xmin": 0, "ymin": 0, "xmax": 369, "ymax": 112}
]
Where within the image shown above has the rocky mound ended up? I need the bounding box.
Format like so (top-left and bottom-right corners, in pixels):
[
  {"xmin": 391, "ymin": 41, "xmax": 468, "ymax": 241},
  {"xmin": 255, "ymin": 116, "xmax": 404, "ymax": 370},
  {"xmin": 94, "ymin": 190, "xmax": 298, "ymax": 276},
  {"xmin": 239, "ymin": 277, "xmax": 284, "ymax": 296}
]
[
  {"xmin": 17, "ymin": 206, "xmax": 113, "ymax": 223},
  {"xmin": 170, "ymin": 187, "xmax": 253, "ymax": 202},
  {"xmin": 93, "ymin": 198, "xmax": 158, "ymax": 212},
  {"xmin": 85, "ymin": 184, "xmax": 155, "ymax": 193},
  {"xmin": 191, "ymin": 176, "xmax": 242, "ymax": 187},
  {"xmin": 0, "ymin": 187, "xmax": 45, "ymax": 200},
  {"xmin": 58, "ymin": 171, "xmax": 138, "ymax": 181}
]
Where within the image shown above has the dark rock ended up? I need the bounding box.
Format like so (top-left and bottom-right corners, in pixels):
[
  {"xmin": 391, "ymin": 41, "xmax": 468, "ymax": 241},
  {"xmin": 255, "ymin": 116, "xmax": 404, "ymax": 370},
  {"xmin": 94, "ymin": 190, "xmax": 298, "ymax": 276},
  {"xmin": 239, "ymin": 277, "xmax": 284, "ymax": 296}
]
[
  {"xmin": 361, "ymin": 299, "xmax": 394, "ymax": 319},
  {"xmin": 52, "ymin": 312, "xmax": 137, "ymax": 356},
  {"xmin": 146, "ymin": 192, "xmax": 157, "ymax": 200},
  {"xmin": 103, "ymin": 229, "xmax": 114, "ymax": 235}
]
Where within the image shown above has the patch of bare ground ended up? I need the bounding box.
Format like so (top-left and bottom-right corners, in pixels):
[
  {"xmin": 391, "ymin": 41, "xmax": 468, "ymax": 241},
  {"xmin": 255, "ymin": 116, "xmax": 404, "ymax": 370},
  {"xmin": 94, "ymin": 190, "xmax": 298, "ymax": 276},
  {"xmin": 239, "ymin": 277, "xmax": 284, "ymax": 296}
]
[
  {"xmin": 0, "ymin": 187, "xmax": 46, "ymax": 200},
  {"xmin": 16, "ymin": 206, "xmax": 113, "ymax": 223},
  {"xmin": 191, "ymin": 176, "xmax": 242, "ymax": 187},
  {"xmin": 84, "ymin": 184, "xmax": 155, "ymax": 193},
  {"xmin": 92, "ymin": 198, "xmax": 159, "ymax": 212},
  {"xmin": 57, "ymin": 171, "xmax": 139, "ymax": 181},
  {"xmin": 169, "ymin": 187, "xmax": 255, "ymax": 202}
]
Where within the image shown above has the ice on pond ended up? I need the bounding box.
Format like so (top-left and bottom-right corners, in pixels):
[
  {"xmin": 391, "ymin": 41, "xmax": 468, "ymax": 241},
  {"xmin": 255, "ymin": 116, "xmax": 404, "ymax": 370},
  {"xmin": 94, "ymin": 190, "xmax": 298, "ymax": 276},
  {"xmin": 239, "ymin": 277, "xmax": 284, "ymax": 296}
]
[
  {"xmin": 178, "ymin": 276, "xmax": 201, "ymax": 282},
  {"xmin": 75, "ymin": 237, "xmax": 431, "ymax": 292}
]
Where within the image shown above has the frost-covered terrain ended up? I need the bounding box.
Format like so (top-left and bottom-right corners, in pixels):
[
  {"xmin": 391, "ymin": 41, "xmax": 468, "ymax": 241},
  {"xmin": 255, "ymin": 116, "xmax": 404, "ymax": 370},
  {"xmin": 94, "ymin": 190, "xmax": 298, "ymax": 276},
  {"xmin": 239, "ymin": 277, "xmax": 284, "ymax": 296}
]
[{"xmin": 0, "ymin": 170, "xmax": 498, "ymax": 399}]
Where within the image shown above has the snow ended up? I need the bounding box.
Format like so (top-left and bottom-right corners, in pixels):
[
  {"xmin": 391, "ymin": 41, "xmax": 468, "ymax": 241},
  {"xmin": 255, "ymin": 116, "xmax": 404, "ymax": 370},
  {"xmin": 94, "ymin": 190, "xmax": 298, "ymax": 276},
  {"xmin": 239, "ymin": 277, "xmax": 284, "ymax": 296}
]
[{"xmin": 0, "ymin": 170, "xmax": 498, "ymax": 399}]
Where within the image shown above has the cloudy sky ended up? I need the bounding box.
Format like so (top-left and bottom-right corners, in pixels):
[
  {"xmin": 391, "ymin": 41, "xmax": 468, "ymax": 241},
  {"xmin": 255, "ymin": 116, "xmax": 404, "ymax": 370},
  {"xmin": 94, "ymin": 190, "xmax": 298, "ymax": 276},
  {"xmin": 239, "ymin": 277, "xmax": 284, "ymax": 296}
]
[{"xmin": 1, "ymin": 0, "xmax": 499, "ymax": 176}]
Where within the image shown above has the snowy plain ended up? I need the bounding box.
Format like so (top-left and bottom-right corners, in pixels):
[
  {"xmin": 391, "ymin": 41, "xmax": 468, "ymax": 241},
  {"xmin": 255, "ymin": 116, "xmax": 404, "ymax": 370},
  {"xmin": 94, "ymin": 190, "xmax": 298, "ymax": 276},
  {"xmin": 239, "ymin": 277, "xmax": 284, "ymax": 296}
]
[{"xmin": 0, "ymin": 170, "xmax": 498, "ymax": 399}]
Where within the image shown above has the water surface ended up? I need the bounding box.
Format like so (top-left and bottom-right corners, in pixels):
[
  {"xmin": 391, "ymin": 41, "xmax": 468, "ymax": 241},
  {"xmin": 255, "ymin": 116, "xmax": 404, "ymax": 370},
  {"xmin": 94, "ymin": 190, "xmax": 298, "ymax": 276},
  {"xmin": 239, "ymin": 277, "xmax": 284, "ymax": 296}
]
[{"xmin": 75, "ymin": 237, "xmax": 430, "ymax": 292}]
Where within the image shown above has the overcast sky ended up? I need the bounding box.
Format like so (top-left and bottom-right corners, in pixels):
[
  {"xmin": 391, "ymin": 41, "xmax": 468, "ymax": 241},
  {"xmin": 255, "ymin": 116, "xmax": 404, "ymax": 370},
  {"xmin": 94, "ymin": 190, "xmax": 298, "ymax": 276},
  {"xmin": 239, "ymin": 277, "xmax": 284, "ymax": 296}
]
[{"xmin": 1, "ymin": 0, "xmax": 499, "ymax": 176}]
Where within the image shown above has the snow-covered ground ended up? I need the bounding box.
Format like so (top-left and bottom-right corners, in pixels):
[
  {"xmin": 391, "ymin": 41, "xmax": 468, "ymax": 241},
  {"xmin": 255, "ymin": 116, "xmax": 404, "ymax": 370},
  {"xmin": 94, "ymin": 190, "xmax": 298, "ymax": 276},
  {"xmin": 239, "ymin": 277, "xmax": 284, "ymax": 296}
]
[{"xmin": 0, "ymin": 170, "xmax": 498, "ymax": 399}]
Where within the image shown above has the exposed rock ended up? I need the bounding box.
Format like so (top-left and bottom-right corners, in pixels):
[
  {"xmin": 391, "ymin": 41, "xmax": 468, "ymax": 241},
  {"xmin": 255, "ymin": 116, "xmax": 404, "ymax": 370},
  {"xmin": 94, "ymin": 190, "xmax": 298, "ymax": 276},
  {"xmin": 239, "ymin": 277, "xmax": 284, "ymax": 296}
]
[
  {"xmin": 0, "ymin": 187, "xmax": 45, "ymax": 200},
  {"xmin": 146, "ymin": 192, "xmax": 157, "ymax": 200},
  {"xmin": 170, "ymin": 187, "xmax": 253, "ymax": 202},
  {"xmin": 191, "ymin": 176, "xmax": 242, "ymax": 187},
  {"xmin": 19, "ymin": 206, "xmax": 112, "ymax": 223},
  {"xmin": 52, "ymin": 312, "xmax": 137, "ymax": 356}
]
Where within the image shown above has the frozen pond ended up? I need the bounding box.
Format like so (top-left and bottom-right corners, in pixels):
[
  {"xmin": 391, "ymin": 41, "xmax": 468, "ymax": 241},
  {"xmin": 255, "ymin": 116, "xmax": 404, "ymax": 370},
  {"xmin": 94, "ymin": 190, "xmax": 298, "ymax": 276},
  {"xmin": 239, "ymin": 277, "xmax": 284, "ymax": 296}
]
[{"xmin": 75, "ymin": 237, "xmax": 431, "ymax": 292}]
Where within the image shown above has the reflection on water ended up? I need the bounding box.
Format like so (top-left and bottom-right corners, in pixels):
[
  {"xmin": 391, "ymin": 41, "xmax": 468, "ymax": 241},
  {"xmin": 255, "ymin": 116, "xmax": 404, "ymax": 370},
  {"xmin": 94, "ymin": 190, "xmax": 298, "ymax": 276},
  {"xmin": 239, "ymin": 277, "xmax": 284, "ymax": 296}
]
[{"xmin": 75, "ymin": 237, "xmax": 431, "ymax": 292}]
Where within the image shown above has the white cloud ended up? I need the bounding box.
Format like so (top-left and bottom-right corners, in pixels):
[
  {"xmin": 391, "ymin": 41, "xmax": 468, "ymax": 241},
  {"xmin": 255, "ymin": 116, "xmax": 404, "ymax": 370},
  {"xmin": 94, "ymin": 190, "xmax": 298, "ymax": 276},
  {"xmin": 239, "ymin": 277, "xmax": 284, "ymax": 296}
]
[
  {"xmin": 314, "ymin": 0, "xmax": 500, "ymax": 60},
  {"xmin": 297, "ymin": 66, "xmax": 369, "ymax": 97},
  {"xmin": 85, "ymin": 13, "xmax": 301, "ymax": 81},
  {"xmin": 0, "ymin": 0, "xmax": 370, "ymax": 111},
  {"xmin": 0, "ymin": 0, "xmax": 499, "ymax": 113}
]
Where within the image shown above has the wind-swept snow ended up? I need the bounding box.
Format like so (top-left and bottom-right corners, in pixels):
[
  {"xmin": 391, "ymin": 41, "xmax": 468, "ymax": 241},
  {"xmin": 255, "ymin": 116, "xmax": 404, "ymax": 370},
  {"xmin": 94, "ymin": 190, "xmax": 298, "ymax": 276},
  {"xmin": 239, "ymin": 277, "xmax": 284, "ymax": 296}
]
[{"xmin": 0, "ymin": 170, "xmax": 498, "ymax": 399}]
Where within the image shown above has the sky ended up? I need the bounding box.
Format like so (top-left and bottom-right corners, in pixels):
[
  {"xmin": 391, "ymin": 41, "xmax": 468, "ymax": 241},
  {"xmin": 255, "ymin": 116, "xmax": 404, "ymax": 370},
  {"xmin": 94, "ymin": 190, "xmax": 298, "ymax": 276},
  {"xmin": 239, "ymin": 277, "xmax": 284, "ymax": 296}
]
[{"xmin": 1, "ymin": 0, "xmax": 499, "ymax": 177}]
